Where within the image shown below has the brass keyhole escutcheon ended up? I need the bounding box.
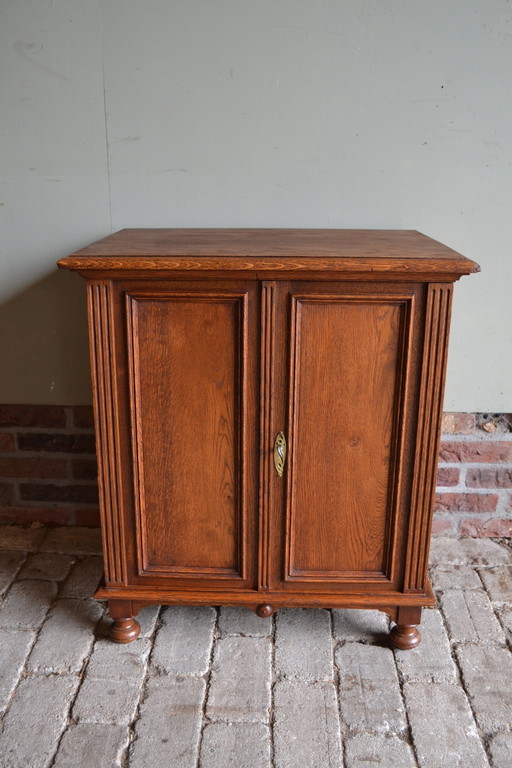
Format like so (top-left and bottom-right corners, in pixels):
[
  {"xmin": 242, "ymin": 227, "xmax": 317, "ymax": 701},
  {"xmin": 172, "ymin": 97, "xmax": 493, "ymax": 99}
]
[{"xmin": 273, "ymin": 432, "xmax": 287, "ymax": 477}]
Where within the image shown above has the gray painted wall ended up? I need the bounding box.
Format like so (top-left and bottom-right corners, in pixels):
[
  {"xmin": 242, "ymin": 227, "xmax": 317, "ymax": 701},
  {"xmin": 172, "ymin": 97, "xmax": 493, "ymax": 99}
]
[{"xmin": 1, "ymin": 1, "xmax": 510, "ymax": 409}]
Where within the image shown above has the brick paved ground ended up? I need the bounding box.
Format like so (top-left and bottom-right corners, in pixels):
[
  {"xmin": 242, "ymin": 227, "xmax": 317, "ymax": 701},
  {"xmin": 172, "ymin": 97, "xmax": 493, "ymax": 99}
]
[{"xmin": 0, "ymin": 525, "xmax": 511, "ymax": 768}]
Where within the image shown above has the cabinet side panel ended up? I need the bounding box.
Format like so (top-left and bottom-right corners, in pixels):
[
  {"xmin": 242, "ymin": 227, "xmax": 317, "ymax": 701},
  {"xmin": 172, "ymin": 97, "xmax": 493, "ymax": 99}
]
[
  {"xmin": 127, "ymin": 292, "xmax": 246, "ymax": 577},
  {"xmin": 287, "ymin": 296, "xmax": 405, "ymax": 578}
]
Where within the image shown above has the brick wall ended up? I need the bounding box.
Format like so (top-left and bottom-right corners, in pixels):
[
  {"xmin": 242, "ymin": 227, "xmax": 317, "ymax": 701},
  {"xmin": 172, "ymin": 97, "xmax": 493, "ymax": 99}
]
[
  {"xmin": 0, "ymin": 406, "xmax": 511, "ymax": 537},
  {"xmin": 0, "ymin": 405, "xmax": 99, "ymax": 527},
  {"xmin": 435, "ymin": 413, "xmax": 512, "ymax": 537}
]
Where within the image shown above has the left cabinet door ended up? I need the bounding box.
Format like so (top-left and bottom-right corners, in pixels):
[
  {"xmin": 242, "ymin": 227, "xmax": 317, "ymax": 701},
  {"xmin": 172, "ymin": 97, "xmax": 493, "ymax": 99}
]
[{"xmin": 93, "ymin": 279, "xmax": 260, "ymax": 592}]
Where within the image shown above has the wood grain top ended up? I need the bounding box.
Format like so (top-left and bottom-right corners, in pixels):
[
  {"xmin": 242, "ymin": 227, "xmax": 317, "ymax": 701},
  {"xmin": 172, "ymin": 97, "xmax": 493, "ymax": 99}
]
[{"xmin": 58, "ymin": 228, "xmax": 480, "ymax": 277}]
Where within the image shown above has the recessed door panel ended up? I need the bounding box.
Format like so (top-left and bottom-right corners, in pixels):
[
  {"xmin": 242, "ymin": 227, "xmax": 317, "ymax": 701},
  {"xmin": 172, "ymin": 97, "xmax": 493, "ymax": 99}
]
[
  {"xmin": 282, "ymin": 287, "xmax": 414, "ymax": 586},
  {"xmin": 125, "ymin": 284, "xmax": 256, "ymax": 585}
]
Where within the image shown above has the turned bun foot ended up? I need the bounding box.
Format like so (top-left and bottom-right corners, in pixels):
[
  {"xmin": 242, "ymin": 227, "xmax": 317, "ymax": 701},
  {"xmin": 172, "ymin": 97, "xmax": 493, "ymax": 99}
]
[
  {"xmin": 390, "ymin": 623, "xmax": 421, "ymax": 650},
  {"xmin": 110, "ymin": 617, "xmax": 141, "ymax": 644},
  {"xmin": 256, "ymin": 603, "xmax": 274, "ymax": 618}
]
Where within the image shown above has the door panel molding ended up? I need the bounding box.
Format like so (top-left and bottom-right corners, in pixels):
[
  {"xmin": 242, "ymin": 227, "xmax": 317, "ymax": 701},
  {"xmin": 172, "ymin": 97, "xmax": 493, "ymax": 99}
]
[
  {"xmin": 125, "ymin": 286, "xmax": 251, "ymax": 583},
  {"xmin": 283, "ymin": 288, "xmax": 416, "ymax": 587}
]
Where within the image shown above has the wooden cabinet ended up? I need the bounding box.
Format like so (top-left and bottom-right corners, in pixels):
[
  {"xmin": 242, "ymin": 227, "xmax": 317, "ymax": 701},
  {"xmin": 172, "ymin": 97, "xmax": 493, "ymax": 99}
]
[{"xmin": 58, "ymin": 229, "xmax": 478, "ymax": 648}]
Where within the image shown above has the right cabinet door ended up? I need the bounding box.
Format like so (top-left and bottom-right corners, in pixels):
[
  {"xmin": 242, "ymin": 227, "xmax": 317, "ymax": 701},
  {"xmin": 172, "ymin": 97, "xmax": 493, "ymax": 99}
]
[{"xmin": 271, "ymin": 281, "xmax": 425, "ymax": 595}]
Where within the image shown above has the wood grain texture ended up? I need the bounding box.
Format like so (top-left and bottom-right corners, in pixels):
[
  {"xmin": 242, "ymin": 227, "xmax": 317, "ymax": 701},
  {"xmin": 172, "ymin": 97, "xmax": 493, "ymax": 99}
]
[
  {"xmin": 126, "ymin": 287, "xmax": 250, "ymax": 580},
  {"xmin": 87, "ymin": 282, "xmax": 126, "ymax": 586},
  {"xmin": 58, "ymin": 228, "xmax": 479, "ymax": 277},
  {"xmin": 284, "ymin": 291, "xmax": 405, "ymax": 581},
  {"xmin": 405, "ymin": 284, "xmax": 453, "ymax": 592}
]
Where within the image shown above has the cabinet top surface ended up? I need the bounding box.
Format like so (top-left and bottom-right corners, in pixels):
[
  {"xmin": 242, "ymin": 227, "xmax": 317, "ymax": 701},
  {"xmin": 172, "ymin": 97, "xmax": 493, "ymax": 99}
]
[{"xmin": 58, "ymin": 228, "xmax": 479, "ymax": 278}]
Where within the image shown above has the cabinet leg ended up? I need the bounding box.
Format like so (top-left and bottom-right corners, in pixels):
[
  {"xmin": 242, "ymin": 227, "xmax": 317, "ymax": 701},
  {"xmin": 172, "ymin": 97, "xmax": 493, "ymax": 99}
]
[
  {"xmin": 390, "ymin": 606, "xmax": 422, "ymax": 650},
  {"xmin": 108, "ymin": 599, "xmax": 141, "ymax": 644}
]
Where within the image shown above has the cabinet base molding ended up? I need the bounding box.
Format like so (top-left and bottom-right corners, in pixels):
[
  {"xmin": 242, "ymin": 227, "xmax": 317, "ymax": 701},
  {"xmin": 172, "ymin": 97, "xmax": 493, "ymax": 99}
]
[{"xmin": 103, "ymin": 584, "xmax": 433, "ymax": 648}]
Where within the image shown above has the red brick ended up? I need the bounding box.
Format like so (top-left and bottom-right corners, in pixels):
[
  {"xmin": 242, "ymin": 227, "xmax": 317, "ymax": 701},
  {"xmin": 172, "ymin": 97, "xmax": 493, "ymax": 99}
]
[
  {"xmin": 20, "ymin": 484, "xmax": 99, "ymax": 504},
  {"xmin": 72, "ymin": 459, "xmax": 98, "ymax": 480},
  {"xmin": 434, "ymin": 492, "xmax": 498, "ymax": 514},
  {"xmin": 0, "ymin": 433, "xmax": 15, "ymax": 452},
  {"xmin": 0, "ymin": 506, "xmax": 74, "ymax": 526},
  {"xmin": 466, "ymin": 468, "xmax": 512, "ymax": 489},
  {"xmin": 439, "ymin": 441, "xmax": 512, "ymax": 463},
  {"xmin": 436, "ymin": 467, "xmax": 460, "ymax": 487},
  {"xmin": 0, "ymin": 405, "xmax": 66, "ymax": 428},
  {"xmin": 0, "ymin": 483, "xmax": 14, "ymax": 504},
  {"xmin": 18, "ymin": 433, "xmax": 96, "ymax": 454},
  {"xmin": 73, "ymin": 406, "xmax": 95, "ymax": 429},
  {"xmin": 74, "ymin": 507, "xmax": 101, "ymax": 527},
  {"xmin": 459, "ymin": 517, "xmax": 512, "ymax": 538},
  {"xmin": 441, "ymin": 413, "xmax": 477, "ymax": 435},
  {"xmin": 0, "ymin": 457, "xmax": 67, "ymax": 479},
  {"xmin": 431, "ymin": 518, "xmax": 453, "ymax": 535}
]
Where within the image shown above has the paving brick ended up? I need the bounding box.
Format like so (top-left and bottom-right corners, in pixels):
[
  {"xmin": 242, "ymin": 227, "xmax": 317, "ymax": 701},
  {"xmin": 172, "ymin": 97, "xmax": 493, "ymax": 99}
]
[
  {"xmin": 73, "ymin": 405, "xmax": 94, "ymax": 428},
  {"xmin": 130, "ymin": 676, "xmax": 205, "ymax": 768},
  {"xmin": 404, "ymin": 681, "xmax": 488, "ymax": 768},
  {"xmin": 0, "ymin": 579, "xmax": 57, "ymax": 629},
  {"xmin": 0, "ymin": 432, "xmax": 15, "ymax": 451},
  {"xmin": 0, "ymin": 675, "xmax": 79, "ymax": 768},
  {"xmin": 0, "ymin": 481, "xmax": 14, "ymax": 503},
  {"xmin": 200, "ymin": 723, "xmax": 271, "ymax": 768},
  {"xmin": 136, "ymin": 604, "xmax": 161, "ymax": 638},
  {"xmin": 429, "ymin": 536, "xmax": 511, "ymax": 566},
  {"xmin": 429, "ymin": 563, "xmax": 483, "ymax": 591},
  {"xmin": 394, "ymin": 608, "xmax": 456, "ymax": 683},
  {"xmin": 0, "ymin": 524, "xmax": 45, "ymax": 551},
  {"xmin": 72, "ymin": 458, "xmax": 98, "ymax": 480},
  {"xmin": 27, "ymin": 598, "xmax": 103, "ymax": 674},
  {"xmin": 0, "ymin": 505, "xmax": 74, "ymax": 526},
  {"xmin": 274, "ymin": 680, "xmax": 342, "ymax": 768},
  {"xmin": 456, "ymin": 645, "xmax": 512, "ymax": 731},
  {"xmin": 74, "ymin": 506, "xmax": 101, "ymax": 526},
  {"xmin": 151, "ymin": 606, "xmax": 216, "ymax": 676},
  {"xmin": 0, "ymin": 404, "xmax": 67, "ymax": 427},
  {"xmin": 17, "ymin": 551, "xmax": 75, "ymax": 581},
  {"xmin": 496, "ymin": 603, "xmax": 512, "ymax": 642},
  {"xmin": 18, "ymin": 432, "xmax": 96, "ymax": 453},
  {"xmin": 344, "ymin": 733, "xmax": 416, "ymax": 768},
  {"xmin": 0, "ymin": 629, "xmax": 35, "ymax": 711},
  {"xmin": 332, "ymin": 608, "xmax": 389, "ymax": 641},
  {"xmin": 434, "ymin": 491, "xmax": 498, "ymax": 513},
  {"xmin": 275, "ymin": 608, "xmax": 333, "ymax": 681},
  {"xmin": 39, "ymin": 525, "xmax": 102, "ymax": 554},
  {"xmin": 0, "ymin": 549, "xmax": 26, "ymax": 594},
  {"xmin": 73, "ymin": 678, "xmax": 144, "ymax": 725},
  {"xmin": 60, "ymin": 555, "xmax": 104, "ymax": 597},
  {"xmin": 466, "ymin": 467, "xmax": 512, "ymax": 488},
  {"xmin": 436, "ymin": 466, "xmax": 460, "ymax": 486},
  {"xmin": 489, "ymin": 733, "xmax": 512, "ymax": 768},
  {"xmin": 440, "ymin": 589, "xmax": 506, "ymax": 644},
  {"xmin": 336, "ymin": 644, "xmax": 406, "ymax": 734},
  {"xmin": 20, "ymin": 481, "xmax": 99, "ymax": 504},
  {"xmin": 0, "ymin": 456, "xmax": 68, "ymax": 478},
  {"xmin": 439, "ymin": 440, "xmax": 512, "ymax": 463},
  {"xmin": 86, "ymin": 636, "xmax": 151, "ymax": 680},
  {"xmin": 479, "ymin": 566, "xmax": 512, "ymax": 602},
  {"xmin": 441, "ymin": 412, "xmax": 477, "ymax": 434},
  {"xmin": 207, "ymin": 636, "xmax": 271, "ymax": 723},
  {"xmin": 460, "ymin": 517, "xmax": 512, "ymax": 537},
  {"xmin": 218, "ymin": 606, "xmax": 272, "ymax": 636},
  {"xmin": 52, "ymin": 723, "xmax": 129, "ymax": 768}
]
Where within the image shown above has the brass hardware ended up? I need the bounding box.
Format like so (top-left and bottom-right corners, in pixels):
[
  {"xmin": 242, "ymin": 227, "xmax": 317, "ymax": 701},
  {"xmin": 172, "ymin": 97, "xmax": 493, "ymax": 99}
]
[{"xmin": 274, "ymin": 432, "xmax": 287, "ymax": 477}]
